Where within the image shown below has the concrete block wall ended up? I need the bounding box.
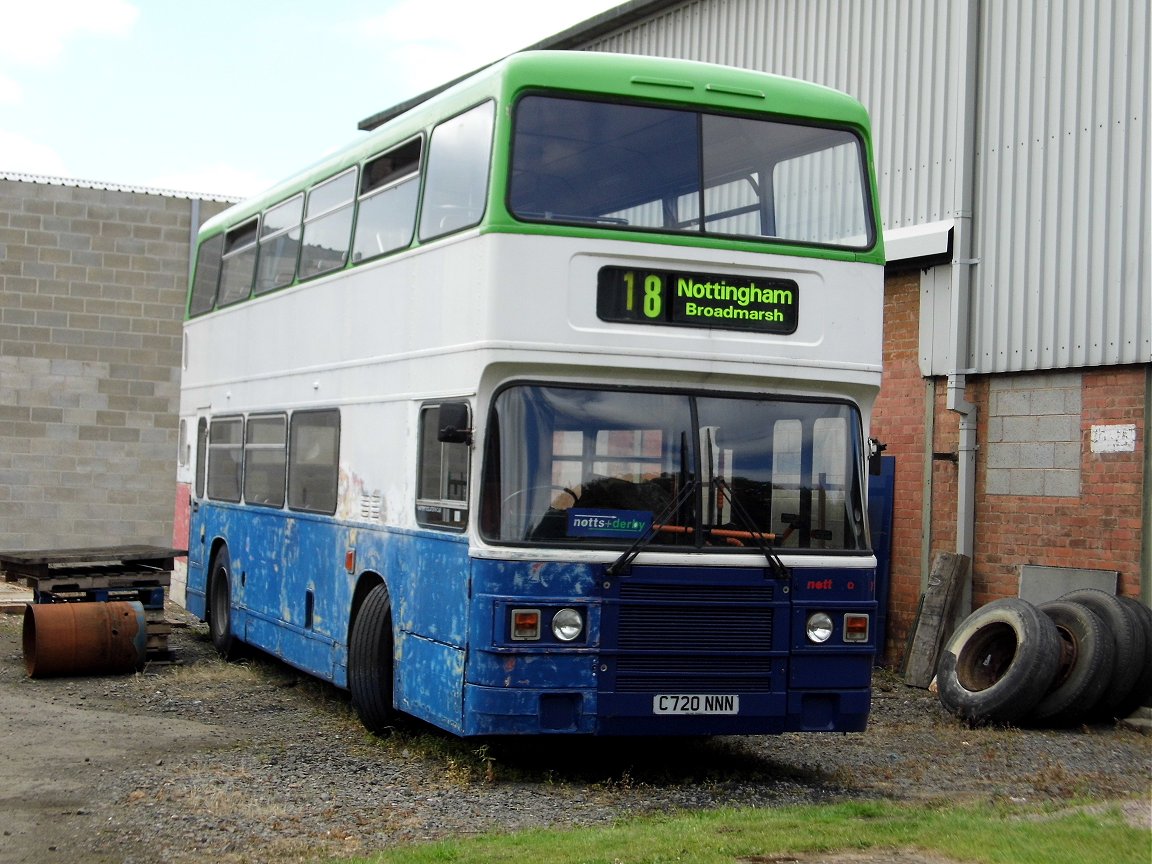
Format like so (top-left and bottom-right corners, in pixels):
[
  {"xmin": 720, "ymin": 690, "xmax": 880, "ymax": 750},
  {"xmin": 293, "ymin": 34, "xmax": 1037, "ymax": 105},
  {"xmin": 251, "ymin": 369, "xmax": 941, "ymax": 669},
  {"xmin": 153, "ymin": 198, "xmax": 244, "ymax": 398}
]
[
  {"xmin": 974, "ymin": 365, "xmax": 1147, "ymax": 602},
  {"xmin": 0, "ymin": 180, "xmax": 230, "ymax": 551},
  {"xmin": 986, "ymin": 373, "xmax": 1083, "ymax": 497}
]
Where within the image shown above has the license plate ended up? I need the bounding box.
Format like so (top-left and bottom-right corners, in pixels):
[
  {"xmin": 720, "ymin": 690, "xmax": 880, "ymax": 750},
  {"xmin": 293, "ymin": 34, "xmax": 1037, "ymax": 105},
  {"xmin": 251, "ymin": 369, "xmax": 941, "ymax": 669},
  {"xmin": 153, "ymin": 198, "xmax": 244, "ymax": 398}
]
[{"xmin": 652, "ymin": 694, "xmax": 739, "ymax": 715}]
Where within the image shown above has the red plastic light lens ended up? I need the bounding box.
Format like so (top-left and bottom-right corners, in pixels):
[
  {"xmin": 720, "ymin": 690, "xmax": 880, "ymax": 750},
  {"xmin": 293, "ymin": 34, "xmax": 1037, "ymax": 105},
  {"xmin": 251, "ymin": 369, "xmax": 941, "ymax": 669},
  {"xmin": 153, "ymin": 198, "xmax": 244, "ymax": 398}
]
[{"xmin": 843, "ymin": 613, "xmax": 870, "ymax": 642}]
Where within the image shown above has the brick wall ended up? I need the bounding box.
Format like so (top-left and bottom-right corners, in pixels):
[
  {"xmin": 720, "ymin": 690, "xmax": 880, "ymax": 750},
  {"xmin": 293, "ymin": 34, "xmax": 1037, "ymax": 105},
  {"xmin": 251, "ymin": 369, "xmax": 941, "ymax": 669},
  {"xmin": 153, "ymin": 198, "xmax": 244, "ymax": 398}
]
[
  {"xmin": 873, "ymin": 265, "xmax": 1148, "ymax": 664},
  {"xmin": 973, "ymin": 366, "xmax": 1147, "ymax": 602},
  {"xmin": 0, "ymin": 180, "xmax": 229, "ymax": 550},
  {"xmin": 870, "ymin": 269, "xmax": 928, "ymax": 662}
]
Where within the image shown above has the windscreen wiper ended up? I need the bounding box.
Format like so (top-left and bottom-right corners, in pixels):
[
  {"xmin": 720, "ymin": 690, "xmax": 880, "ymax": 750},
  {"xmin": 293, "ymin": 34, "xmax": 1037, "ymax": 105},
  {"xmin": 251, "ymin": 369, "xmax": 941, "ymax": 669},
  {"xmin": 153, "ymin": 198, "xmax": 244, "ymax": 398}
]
[
  {"xmin": 711, "ymin": 476, "xmax": 790, "ymax": 580},
  {"xmin": 605, "ymin": 479, "xmax": 698, "ymax": 577}
]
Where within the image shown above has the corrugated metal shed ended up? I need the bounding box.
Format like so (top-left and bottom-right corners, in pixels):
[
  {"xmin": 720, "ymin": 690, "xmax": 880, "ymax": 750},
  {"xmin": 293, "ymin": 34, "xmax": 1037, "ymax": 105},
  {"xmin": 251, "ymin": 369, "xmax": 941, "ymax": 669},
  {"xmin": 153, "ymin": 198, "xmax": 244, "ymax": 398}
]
[
  {"xmin": 0, "ymin": 171, "xmax": 240, "ymax": 203},
  {"xmin": 547, "ymin": 0, "xmax": 1150, "ymax": 374},
  {"xmin": 972, "ymin": 0, "xmax": 1150, "ymax": 372}
]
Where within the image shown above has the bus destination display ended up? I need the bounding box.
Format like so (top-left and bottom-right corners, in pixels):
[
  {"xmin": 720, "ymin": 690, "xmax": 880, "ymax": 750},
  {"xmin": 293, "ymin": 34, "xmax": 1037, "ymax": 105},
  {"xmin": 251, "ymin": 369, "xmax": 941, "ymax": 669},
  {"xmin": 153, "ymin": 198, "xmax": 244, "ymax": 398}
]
[{"xmin": 597, "ymin": 266, "xmax": 798, "ymax": 335}]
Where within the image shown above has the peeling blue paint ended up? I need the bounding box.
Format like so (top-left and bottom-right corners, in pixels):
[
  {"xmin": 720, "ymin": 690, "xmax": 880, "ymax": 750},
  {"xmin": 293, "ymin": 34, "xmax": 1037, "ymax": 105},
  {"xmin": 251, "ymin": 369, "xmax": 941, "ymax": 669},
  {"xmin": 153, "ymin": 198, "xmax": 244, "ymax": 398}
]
[{"xmin": 187, "ymin": 501, "xmax": 876, "ymax": 737}]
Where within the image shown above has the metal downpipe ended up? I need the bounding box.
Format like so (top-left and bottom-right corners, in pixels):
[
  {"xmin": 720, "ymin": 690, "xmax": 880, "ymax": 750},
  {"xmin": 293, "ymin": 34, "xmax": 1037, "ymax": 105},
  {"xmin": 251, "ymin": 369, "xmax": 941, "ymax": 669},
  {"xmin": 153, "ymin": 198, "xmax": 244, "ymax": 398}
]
[{"xmin": 945, "ymin": 0, "xmax": 982, "ymax": 617}]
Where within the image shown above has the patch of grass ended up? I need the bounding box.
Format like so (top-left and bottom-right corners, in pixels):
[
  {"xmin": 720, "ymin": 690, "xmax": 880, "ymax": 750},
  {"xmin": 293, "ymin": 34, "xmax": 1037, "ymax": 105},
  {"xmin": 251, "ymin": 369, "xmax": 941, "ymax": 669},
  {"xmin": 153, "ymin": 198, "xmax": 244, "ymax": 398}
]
[
  {"xmin": 363, "ymin": 724, "xmax": 497, "ymax": 784},
  {"xmin": 166, "ymin": 657, "xmax": 266, "ymax": 685},
  {"xmin": 333, "ymin": 798, "xmax": 1149, "ymax": 864}
]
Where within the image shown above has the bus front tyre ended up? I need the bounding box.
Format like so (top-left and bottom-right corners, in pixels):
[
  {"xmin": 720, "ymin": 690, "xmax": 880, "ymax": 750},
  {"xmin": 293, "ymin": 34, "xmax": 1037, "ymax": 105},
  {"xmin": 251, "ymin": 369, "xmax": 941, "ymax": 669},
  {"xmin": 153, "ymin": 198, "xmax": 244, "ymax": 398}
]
[
  {"xmin": 208, "ymin": 547, "xmax": 239, "ymax": 660},
  {"xmin": 349, "ymin": 584, "xmax": 396, "ymax": 735}
]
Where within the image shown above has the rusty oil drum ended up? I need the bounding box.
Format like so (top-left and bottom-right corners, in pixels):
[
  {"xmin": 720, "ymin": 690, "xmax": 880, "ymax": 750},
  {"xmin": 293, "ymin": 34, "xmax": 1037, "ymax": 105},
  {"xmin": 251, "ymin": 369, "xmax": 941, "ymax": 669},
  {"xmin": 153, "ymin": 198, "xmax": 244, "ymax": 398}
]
[{"xmin": 22, "ymin": 600, "xmax": 148, "ymax": 677}]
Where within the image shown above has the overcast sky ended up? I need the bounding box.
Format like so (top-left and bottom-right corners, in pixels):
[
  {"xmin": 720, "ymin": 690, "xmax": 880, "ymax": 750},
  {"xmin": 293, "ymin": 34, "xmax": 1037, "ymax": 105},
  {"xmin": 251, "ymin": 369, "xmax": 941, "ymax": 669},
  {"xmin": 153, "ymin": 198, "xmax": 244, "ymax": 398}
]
[{"xmin": 0, "ymin": 0, "xmax": 623, "ymax": 198}]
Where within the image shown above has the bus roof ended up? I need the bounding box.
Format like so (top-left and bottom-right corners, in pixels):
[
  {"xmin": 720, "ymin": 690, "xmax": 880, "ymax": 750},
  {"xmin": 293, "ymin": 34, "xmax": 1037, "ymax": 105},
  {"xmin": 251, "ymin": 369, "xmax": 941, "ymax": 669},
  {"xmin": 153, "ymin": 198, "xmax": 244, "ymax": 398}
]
[{"xmin": 199, "ymin": 51, "xmax": 874, "ymax": 238}]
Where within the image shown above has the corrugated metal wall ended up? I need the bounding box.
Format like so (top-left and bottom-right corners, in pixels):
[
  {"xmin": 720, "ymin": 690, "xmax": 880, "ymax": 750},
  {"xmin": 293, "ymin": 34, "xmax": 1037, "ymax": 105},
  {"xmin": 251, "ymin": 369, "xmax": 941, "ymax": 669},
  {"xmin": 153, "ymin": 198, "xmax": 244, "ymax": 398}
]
[
  {"xmin": 572, "ymin": 0, "xmax": 1151, "ymax": 374},
  {"xmin": 973, "ymin": 0, "xmax": 1149, "ymax": 372}
]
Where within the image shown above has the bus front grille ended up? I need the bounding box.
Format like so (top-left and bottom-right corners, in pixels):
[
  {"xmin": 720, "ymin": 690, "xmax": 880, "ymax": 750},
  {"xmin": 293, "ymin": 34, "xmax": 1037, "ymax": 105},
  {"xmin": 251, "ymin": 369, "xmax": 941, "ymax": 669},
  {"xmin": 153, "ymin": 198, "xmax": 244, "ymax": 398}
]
[{"xmin": 606, "ymin": 579, "xmax": 779, "ymax": 694}]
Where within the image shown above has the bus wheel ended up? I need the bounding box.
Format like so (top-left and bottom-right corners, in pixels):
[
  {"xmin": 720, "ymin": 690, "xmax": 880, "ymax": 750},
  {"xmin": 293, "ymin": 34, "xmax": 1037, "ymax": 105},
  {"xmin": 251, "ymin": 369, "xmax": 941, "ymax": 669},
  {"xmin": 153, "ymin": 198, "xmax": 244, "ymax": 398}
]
[
  {"xmin": 208, "ymin": 546, "xmax": 239, "ymax": 660},
  {"xmin": 935, "ymin": 598, "xmax": 1060, "ymax": 726},
  {"xmin": 349, "ymin": 583, "xmax": 396, "ymax": 735}
]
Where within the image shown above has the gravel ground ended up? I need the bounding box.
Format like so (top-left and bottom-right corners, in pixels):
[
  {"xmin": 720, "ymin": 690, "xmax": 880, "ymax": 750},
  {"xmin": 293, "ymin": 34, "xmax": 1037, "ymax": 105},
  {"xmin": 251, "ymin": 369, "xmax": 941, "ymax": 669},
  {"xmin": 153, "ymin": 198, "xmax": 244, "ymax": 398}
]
[{"xmin": 1, "ymin": 607, "xmax": 1149, "ymax": 864}]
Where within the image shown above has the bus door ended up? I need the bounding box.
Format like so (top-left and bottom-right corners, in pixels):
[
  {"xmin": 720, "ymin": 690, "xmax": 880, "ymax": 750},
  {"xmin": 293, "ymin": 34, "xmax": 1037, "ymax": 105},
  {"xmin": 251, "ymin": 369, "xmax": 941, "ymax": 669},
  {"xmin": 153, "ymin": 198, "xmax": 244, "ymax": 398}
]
[{"xmin": 185, "ymin": 415, "xmax": 210, "ymax": 615}]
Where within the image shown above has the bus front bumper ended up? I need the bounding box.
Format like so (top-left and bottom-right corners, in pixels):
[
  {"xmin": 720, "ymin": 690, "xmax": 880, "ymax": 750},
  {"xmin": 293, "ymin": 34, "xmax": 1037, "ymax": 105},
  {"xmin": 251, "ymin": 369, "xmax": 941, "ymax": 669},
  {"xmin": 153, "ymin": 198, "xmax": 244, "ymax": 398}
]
[{"xmin": 461, "ymin": 684, "xmax": 871, "ymax": 737}]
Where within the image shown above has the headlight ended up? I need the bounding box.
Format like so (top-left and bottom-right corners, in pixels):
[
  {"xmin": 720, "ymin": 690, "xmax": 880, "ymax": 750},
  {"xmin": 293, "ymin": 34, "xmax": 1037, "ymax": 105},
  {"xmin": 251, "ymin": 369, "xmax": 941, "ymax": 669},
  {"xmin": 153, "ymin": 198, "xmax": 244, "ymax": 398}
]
[
  {"xmin": 805, "ymin": 612, "xmax": 834, "ymax": 643},
  {"xmin": 551, "ymin": 608, "xmax": 584, "ymax": 642}
]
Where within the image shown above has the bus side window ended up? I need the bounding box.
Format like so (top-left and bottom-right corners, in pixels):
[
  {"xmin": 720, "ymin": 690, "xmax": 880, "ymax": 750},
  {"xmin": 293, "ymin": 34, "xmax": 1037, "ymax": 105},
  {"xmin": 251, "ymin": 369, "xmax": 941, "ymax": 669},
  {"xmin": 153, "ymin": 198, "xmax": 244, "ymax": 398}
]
[
  {"xmin": 194, "ymin": 417, "xmax": 208, "ymax": 499},
  {"xmin": 218, "ymin": 219, "xmax": 259, "ymax": 306},
  {"xmin": 300, "ymin": 169, "xmax": 356, "ymax": 280},
  {"xmin": 352, "ymin": 137, "xmax": 422, "ymax": 263},
  {"xmin": 416, "ymin": 403, "xmax": 470, "ymax": 530},
  {"xmin": 244, "ymin": 414, "xmax": 287, "ymax": 507},
  {"xmin": 207, "ymin": 416, "xmax": 244, "ymax": 502},
  {"xmin": 255, "ymin": 195, "xmax": 304, "ymax": 294},
  {"xmin": 418, "ymin": 101, "xmax": 494, "ymax": 241},
  {"xmin": 178, "ymin": 418, "xmax": 189, "ymax": 469},
  {"xmin": 188, "ymin": 234, "xmax": 224, "ymax": 316},
  {"xmin": 287, "ymin": 410, "xmax": 340, "ymax": 514}
]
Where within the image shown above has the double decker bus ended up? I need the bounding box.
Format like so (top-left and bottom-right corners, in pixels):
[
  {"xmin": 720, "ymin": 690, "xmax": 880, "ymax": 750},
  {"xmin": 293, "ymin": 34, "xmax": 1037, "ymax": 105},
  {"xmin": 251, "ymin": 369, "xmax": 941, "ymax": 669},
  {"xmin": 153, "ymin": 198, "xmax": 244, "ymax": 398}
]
[{"xmin": 176, "ymin": 51, "xmax": 884, "ymax": 737}]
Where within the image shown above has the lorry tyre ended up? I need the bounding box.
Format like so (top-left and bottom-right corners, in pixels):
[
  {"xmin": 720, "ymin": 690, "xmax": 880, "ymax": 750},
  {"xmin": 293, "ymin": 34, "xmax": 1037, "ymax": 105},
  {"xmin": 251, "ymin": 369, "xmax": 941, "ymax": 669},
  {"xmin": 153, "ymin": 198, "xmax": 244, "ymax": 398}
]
[
  {"xmin": 1031, "ymin": 600, "xmax": 1114, "ymax": 726},
  {"xmin": 1058, "ymin": 589, "xmax": 1144, "ymax": 720},
  {"xmin": 936, "ymin": 598, "xmax": 1060, "ymax": 725},
  {"xmin": 1113, "ymin": 596, "xmax": 1152, "ymax": 716}
]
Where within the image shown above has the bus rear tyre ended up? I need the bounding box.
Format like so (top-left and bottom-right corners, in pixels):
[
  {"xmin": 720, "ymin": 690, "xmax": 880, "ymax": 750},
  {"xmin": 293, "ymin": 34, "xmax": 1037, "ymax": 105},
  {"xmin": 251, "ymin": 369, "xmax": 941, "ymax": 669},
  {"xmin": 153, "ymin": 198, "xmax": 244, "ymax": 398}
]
[
  {"xmin": 208, "ymin": 546, "xmax": 239, "ymax": 660},
  {"xmin": 349, "ymin": 583, "xmax": 396, "ymax": 735},
  {"xmin": 935, "ymin": 598, "xmax": 1061, "ymax": 726}
]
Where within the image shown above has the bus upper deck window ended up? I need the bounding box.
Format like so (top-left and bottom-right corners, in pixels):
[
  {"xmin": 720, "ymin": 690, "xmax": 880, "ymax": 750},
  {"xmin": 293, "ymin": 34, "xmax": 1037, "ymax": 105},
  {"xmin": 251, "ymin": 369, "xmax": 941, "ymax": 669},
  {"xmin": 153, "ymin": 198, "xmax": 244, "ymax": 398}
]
[
  {"xmin": 300, "ymin": 170, "xmax": 356, "ymax": 280},
  {"xmin": 509, "ymin": 94, "xmax": 873, "ymax": 250},
  {"xmin": 188, "ymin": 234, "xmax": 224, "ymax": 316},
  {"xmin": 418, "ymin": 101, "xmax": 494, "ymax": 241},
  {"xmin": 218, "ymin": 220, "xmax": 259, "ymax": 307},
  {"xmin": 353, "ymin": 138, "xmax": 422, "ymax": 262},
  {"xmin": 255, "ymin": 195, "xmax": 304, "ymax": 295}
]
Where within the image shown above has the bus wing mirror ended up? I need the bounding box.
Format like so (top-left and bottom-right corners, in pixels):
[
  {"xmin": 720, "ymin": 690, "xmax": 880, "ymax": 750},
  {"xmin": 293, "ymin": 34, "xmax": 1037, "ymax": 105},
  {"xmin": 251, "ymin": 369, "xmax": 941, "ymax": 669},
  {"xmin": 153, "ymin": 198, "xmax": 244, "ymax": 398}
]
[
  {"xmin": 438, "ymin": 403, "xmax": 472, "ymax": 445},
  {"xmin": 867, "ymin": 437, "xmax": 887, "ymax": 475}
]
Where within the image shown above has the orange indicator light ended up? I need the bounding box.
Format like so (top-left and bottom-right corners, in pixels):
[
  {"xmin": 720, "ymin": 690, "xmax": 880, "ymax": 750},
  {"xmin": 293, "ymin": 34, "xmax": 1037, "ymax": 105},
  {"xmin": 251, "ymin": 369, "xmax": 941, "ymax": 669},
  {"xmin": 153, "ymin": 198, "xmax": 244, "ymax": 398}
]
[
  {"xmin": 843, "ymin": 613, "xmax": 870, "ymax": 642},
  {"xmin": 511, "ymin": 609, "xmax": 541, "ymax": 640}
]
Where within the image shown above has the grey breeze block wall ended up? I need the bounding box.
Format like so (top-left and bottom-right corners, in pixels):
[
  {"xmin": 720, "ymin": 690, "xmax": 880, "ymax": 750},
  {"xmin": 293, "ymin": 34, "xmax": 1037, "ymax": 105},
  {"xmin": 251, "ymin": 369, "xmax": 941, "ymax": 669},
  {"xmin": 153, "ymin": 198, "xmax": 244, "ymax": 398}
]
[{"xmin": 0, "ymin": 180, "xmax": 229, "ymax": 551}]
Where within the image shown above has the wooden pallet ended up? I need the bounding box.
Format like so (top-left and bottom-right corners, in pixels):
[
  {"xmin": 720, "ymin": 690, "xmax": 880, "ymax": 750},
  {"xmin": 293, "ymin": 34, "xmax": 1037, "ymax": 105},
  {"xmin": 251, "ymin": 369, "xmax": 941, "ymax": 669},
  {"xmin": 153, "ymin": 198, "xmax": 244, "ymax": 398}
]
[
  {"xmin": 0, "ymin": 545, "xmax": 186, "ymax": 657},
  {"xmin": 0, "ymin": 545, "xmax": 181, "ymax": 582}
]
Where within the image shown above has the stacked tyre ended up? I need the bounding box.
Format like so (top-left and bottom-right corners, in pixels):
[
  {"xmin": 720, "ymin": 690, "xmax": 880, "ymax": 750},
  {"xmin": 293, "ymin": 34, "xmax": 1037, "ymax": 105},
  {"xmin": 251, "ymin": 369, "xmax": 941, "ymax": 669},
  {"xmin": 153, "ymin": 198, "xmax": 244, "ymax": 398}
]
[{"xmin": 935, "ymin": 590, "xmax": 1152, "ymax": 727}]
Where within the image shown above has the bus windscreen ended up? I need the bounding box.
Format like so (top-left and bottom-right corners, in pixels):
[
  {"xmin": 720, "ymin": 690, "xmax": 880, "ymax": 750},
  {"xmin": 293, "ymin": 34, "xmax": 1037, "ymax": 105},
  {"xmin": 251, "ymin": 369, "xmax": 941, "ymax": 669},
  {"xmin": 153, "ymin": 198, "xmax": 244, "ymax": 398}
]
[
  {"xmin": 481, "ymin": 384, "xmax": 868, "ymax": 552},
  {"xmin": 509, "ymin": 95, "xmax": 873, "ymax": 248}
]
